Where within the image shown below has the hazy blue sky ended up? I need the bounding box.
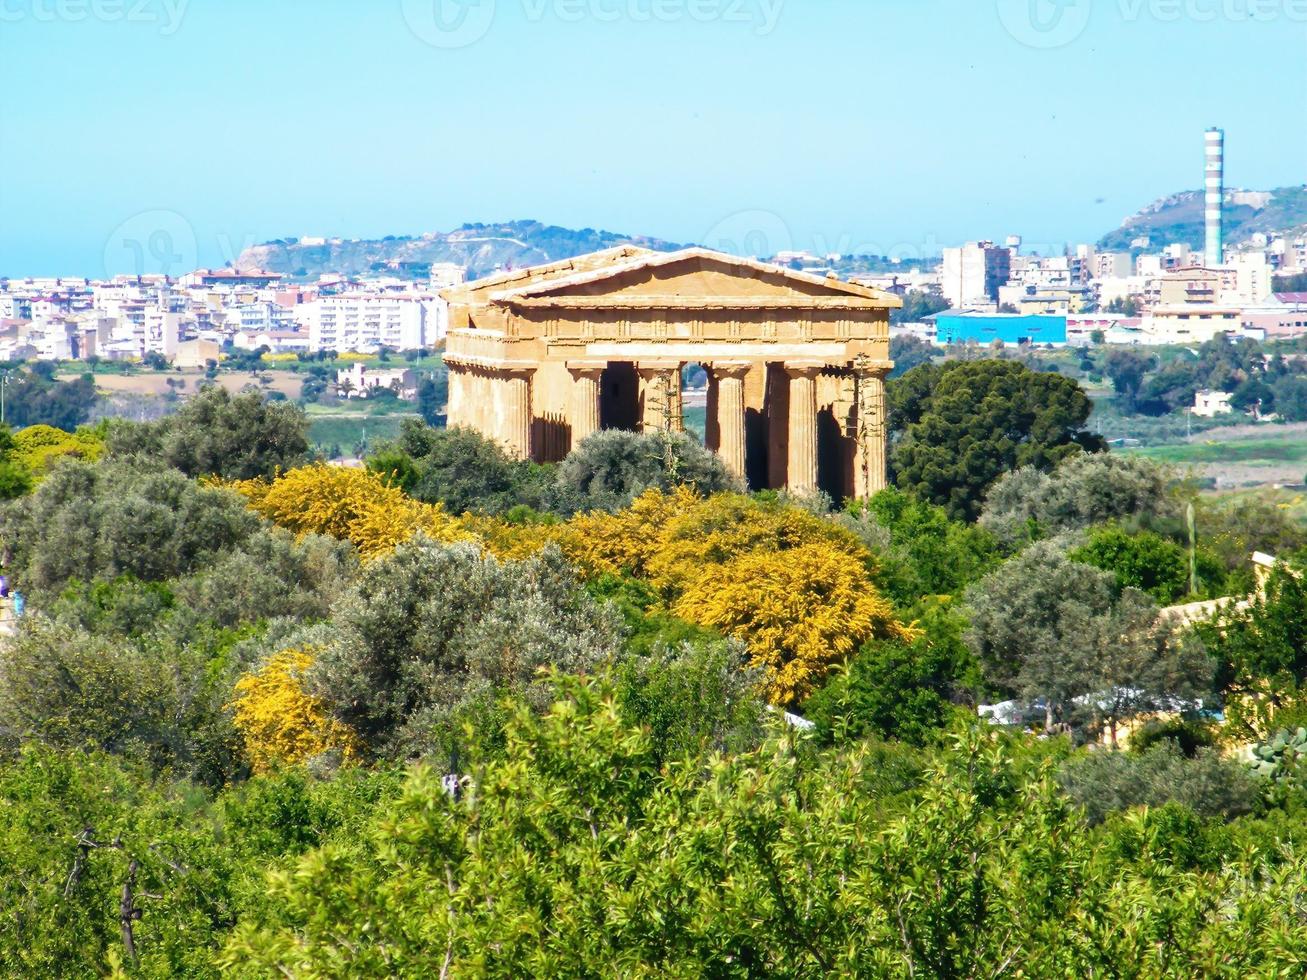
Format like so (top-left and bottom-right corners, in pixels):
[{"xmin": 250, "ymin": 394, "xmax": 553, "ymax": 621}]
[{"xmin": 1, "ymin": 0, "xmax": 1304, "ymax": 275}]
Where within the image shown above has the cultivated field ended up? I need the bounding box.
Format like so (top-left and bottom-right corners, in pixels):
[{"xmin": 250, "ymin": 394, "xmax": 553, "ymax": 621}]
[{"xmin": 1124, "ymin": 422, "xmax": 1307, "ymax": 489}]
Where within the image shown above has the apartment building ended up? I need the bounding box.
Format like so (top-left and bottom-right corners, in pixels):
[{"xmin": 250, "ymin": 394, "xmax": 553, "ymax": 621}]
[{"xmin": 941, "ymin": 241, "xmax": 1011, "ymax": 307}]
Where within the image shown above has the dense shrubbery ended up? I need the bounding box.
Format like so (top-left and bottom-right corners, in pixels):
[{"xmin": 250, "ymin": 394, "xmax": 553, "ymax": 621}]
[{"xmin": 2, "ymin": 370, "xmax": 1307, "ymax": 974}]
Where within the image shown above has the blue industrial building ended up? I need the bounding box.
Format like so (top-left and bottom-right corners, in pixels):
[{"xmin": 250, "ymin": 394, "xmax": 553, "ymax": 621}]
[{"xmin": 932, "ymin": 312, "xmax": 1068, "ymax": 347}]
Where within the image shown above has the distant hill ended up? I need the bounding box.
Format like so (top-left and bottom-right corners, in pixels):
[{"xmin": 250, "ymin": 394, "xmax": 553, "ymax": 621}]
[
  {"xmin": 235, "ymin": 220, "xmax": 686, "ymax": 282},
  {"xmin": 1097, "ymin": 184, "xmax": 1307, "ymax": 253}
]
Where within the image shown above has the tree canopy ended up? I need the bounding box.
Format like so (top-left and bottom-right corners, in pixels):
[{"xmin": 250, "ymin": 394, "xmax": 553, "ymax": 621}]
[{"xmin": 889, "ymin": 360, "xmax": 1105, "ymax": 521}]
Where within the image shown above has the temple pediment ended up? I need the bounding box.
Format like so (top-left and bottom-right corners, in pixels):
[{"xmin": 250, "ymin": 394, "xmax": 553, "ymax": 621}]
[{"xmin": 484, "ymin": 248, "xmax": 901, "ymax": 310}]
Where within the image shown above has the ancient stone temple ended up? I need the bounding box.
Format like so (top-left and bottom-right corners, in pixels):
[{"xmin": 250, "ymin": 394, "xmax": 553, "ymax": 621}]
[{"xmin": 442, "ymin": 246, "xmax": 898, "ymax": 500}]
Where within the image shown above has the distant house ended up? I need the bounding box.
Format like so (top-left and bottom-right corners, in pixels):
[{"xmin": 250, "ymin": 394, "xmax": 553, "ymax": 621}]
[
  {"xmin": 173, "ymin": 338, "xmax": 221, "ymax": 369},
  {"xmin": 336, "ymin": 361, "xmax": 417, "ymax": 400},
  {"xmin": 1192, "ymin": 389, "xmax": 1233, "ymax": 418}
]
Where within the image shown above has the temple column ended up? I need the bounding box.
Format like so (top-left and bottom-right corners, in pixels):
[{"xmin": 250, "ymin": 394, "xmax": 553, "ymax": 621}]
[
  {"xmin": 855, "ymin": 367, "xmax": 888, "ymax": 499},
  {"xmin": 637, "ymin": 362, "xmax": 682, "ymax": 433},
  {"xmin": 501, "ymin": 368, "xmax": 533, "ymax": 461},
  {"xmin": 446, "ymin": 364, "xmax": 466, "ymax": 424},
  {"xmin": 567, "ymin": 362, "xmax": 605, "ymax": 450},
  {"xmin": 710, "ymin": 362, "xmax": 749, "ymax": 480},
  {"xmin": 785, "ymin": 362, "xmax": 822, "ymax": 495}
]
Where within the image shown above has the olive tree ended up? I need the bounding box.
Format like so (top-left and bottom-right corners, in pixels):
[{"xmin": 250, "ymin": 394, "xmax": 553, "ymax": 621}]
[
  {"xmin": 964, "ymin": 540, "xmax": 1210, "ymax": 738},
  {"xmin": 307, "ymin": 537, "xmax": 625, "ymax": 762},
  {"xmin": 980, "ymin": 453, "xmax": 1173, "ymax": 548}
]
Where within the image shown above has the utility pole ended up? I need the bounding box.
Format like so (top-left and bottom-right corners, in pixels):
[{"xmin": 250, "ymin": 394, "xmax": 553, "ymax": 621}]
[{"xmin": 0, "ymin": 371, "xmax": 8, "ymax": 425}]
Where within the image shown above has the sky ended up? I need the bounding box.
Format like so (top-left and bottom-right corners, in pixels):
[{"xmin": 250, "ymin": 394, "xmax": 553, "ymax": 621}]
[{"xmin": 1, "ymin": 0, "xmax": 1304, "ymax": 276}]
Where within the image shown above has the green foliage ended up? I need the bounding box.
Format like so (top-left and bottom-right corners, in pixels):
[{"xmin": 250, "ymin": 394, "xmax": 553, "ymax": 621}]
[
  {"xmin": 0, "ymin": 618, "xmax": 245, "ymax": 784},
  {"xmin": 839, "ymin": 487, "xmax": 1000, "ymax": 606},
  {"xmin": 803, "ymin": 602, "xmax": 974, "ymax": 746},
  {"xmin": 1059, "ymin": 743, "xmax": 1260, "ymax": 825},
  {"xmin": 1, "ymin": 364, "xmax": 98, "ymax": 430},
  {"xmin": 1069, "ymin": 525, "xmax": 1191, "ymax": 604},
  {"xmin": 107, "ymin": 385, "xmax": 310, "ymax": 480},
  {"xmin": 307, "ymin": 538, "xmax": 625, "ymax": 763},
  {"xmin": 1199, "ymin": 560, "xmax": 1307, "ymax": 740},
  {"xmin": 888, "ymin": 359, "xmax": 1105, "ymax": 521},
  {"xmin": 889, "ymin": 289, "xmax": 949, "ymax": 327},
  {"xmin": 965, "ymin": 541, "xmax": 1209, "ymax": 734},
  {"xmin": 221, "ymin": 685, "xmax": 1307, "ymax": 976},
  {"xmin": 980, "ymin": 452, "xmax": 1173, "ymax": 548},
  {"xmin": 0, "ymin": 459, "xmax": 262, "ymax": 599},
  {"xmin": 0, "ymin": 747, "xmax": 234, "ymax": 977},
  {"xmin": 1128, "ymin": 715, "xmax": 1218, "ymax": 758},
  {"xmin": 585, "ymin": 572, "xmax": 719, "ymax": 657},
  {"xmin": 1104, "ymin": 348, "xmax": 1154, "ymax": 412},
  {"xmin": 613, "ymin": 640, "xmax": 768, "ymax": 763},
  {"xmin": 887, "ymin": 332, "xmax": 936, "ymax": 376},
  {"xmin": 376, "ymin": 419, "xmax": 552, "ymax": 515},
  {"xmin": 555, "ymin": 428, "xmax": 741, "ymax": 513}
]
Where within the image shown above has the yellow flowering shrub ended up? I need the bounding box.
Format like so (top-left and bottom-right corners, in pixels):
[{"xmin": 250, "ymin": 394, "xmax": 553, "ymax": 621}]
[
  {"xmin": 644, "ymin": 492, "xmax": 870, "ymax": 596},
  {"xmin": 674, "ymin": 543, "xmax": 909, "ymax": 706},
  {"xmin": 566, "ymin": 487, "xmax": 700, "ymax": 578},
  {"xmin": 228, "ymin": 463, "xmax": 469, "ymax": 560},
  {"xmin": 230, "ymin": 649, "xmax": 358, "ymax": 773},
  {"xmin": 459, "ymin": 513, "xmax": 578, "ymax": 563},
  {"xmin": 10, "ymin": 424, "xmax": 105, "ymax": 479}
]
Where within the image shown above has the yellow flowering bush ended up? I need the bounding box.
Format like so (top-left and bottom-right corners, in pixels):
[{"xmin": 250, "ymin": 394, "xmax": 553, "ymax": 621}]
[
  {"xmin": 228, "ymin": 463, "xmax": 469, "ymax": 560},
  {"xmin": 674, "ymin": 543, "xmax": 909, "ymax": 706},
  {"xmin": 10, "ymin": 424, "xmax": 105, "ymax": 479},
  {"xmin": 230, "ymin": 649, "xmax": 358, "ymax": 773}
]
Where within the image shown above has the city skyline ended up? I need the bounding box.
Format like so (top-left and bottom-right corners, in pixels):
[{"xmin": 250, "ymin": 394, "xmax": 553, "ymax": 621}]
[{"xmin": 1, "ymin": 0, "xmax": 1304, "ymax": 276}]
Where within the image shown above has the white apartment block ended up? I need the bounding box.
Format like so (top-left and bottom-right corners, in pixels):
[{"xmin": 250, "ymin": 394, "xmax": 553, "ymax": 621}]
[
  {"xmin": 941, "ymin": 241, "xmax": 1011, "ymax": 307},
  {"xmin": 301, "ymin": 294, "xmax": 437, "ymax": 353}
]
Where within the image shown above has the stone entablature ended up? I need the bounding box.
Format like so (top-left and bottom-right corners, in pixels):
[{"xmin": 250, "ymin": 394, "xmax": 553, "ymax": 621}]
[{"xmin": 442, "ymin": 247, "xmax": 899, "ymax": 500}]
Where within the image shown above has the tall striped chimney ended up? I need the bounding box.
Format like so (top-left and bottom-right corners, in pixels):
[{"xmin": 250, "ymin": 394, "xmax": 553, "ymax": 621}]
[{"xmin": 1204, "ymin": 127, "xmax": 1224, "ymax": 268}]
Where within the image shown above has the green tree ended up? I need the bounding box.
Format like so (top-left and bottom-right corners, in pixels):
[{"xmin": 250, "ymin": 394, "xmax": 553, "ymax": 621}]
[
  {"xmin": 221, "ymin": 681, "xmax": 1307, "ymax": 976},
  {"xmin": 965, "ymin": 541, "xmax": 1209, "ymax": 736},
  {"xmin": 890, "ymin": 288, "xmax": 949, "ymax": 325},
  {"xmin": 1197, "ymin": 559, "xmax": 1307, "ymax": 741},
  {"xmin": 0, "ymin": 619, "xmax": 243, "ymax": 783},
  {"xmin": 2, "ymin": 365, "xmax": 98, "ymax": 430},
  {"xmin": 0, "ymin": 459, "xmax": 261, "ymax": 600},
  {"xmin": 381, "ymin": 420, "xmax": 552, "ymax": 515},
  {"xmin": 416, "ymin": 372, "xmax": 447, "ymax": 425},
  {"xmin": 1069, "ymin": 525, "xmax": 1192, "ymax": 604},
  {"xmin": 555, "ymin": 429, "xmax": 741, "ymax": 513},
  {"xmin": 1104, "ymin": 348, "xmax": 1155, "ymax": 413},
  {"xmin": 107, "ymin": 385, "xmax": 309, "ymax": 481},
  {"xmin": 803, "ymin": 600, "xmax": 974, "ymax": 745},
  {"xmin": 838, "ymin": 487, "xmax": 1000, "ymax": 606},
  {"xmin": 306, "ymin": 538, "xmax": 625, "ymax": 763},
  {"xmin": 980, "ymin": 452, "xmax": 1173, "ymax": 549},
  {"xmin": 889, "ymin": 360, "xmax": 1105, "ymax": 521}
]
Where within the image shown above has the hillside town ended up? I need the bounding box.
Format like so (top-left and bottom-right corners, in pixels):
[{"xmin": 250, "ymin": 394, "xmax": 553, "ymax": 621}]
[{"xmin": 0, "ymin": 262, "xmax": 468, "ymax": 367}]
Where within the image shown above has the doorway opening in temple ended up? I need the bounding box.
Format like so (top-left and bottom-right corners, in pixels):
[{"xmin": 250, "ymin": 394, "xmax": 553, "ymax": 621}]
[
  {"xmin": 681, "ymin": 362, "xmax": 708, "ymax": 444},
  {"xmin": 599, "ymin": 361, "xmax": 639, "ymax": 432}
]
